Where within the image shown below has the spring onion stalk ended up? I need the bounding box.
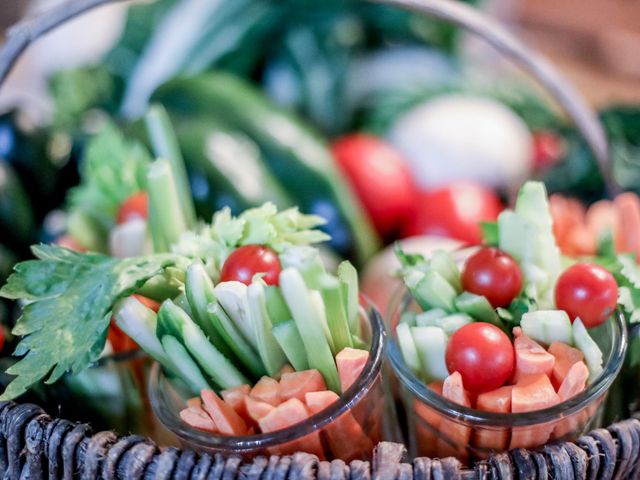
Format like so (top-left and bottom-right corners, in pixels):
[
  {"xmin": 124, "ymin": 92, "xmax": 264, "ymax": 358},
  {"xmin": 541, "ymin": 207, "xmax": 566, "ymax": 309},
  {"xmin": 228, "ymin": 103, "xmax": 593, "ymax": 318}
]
[
  {"xmin": 144, "ymin": 105, "xmax": 196, "ymax": 228},
  {"xmin": 271, "ymin": 320, "xmax": 309, "ymax": 371},
  {"xmin": 280, "ymin": 268, "xmax": 341, "ymax": 393},
  {"xmin": 160, "ymin": 335, "xmax": 210, "ymax": 394},
  {"xmin": 338, "ymin": 260, "xmax": 361, "ymax": 337},
  {"xmin": 320, "ymin": 274, "xmax": 353, "ymax": 354},
  {"xmin": 147, "ymin": 158, "xmax": 189, "ymax": 252},
  {"xmin": 247, "ymin": 282, "xmax": 287, "ymax": 377},
  {"xmin": 279, "ymin": 246, "xmax": 326, "ymax": 289},
  {"xmin": 157, "ymin": 300, "xmax": 249, "ymax": 388}
]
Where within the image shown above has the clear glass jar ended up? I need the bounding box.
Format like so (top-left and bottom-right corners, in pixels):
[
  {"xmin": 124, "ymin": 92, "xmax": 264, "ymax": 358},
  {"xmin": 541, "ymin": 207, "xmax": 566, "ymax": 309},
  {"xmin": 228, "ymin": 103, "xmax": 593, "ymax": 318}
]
[
  {"xmin": 386, "ymin": 290, "xmax": 627, "ymax": 463},
  {"xmin": 149, "ymin": 300, "xmax": 388, "ymax": 461}
]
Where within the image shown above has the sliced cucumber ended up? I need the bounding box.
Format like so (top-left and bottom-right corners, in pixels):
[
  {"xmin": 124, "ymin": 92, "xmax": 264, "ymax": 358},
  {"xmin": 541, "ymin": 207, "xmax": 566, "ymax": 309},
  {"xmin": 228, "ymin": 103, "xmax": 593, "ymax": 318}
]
[
  {"xmin": 214, "ymin": 281, "xmax": 257, "ymax": 349},
  {"xmin": 573, "ymin": 317, "xmax": 604, "ymax": 382},
  {"xmin": 160, "ymin": 335, "xmax": 210, "ymax": 394},
  {"xmin": 498, "ymin": 210, "xmax": 538, "ymax": 265},
  {"xmin": 400, "ymin": 311, "xmax": 417, "ymax": 326},
  {"xmin": 247, "ymin": 282, "xmax": 287, "ymax": 377},
  {"xmin": 434, "ymin": 313, "xmax": 473, "ymax": 336},
  {"xmin": 272, "ymin": 320, "xmax": 309, "ymax": 371},
  {"xmin": 520, "ymin": 310, "xmax": 573, "ymax": 346},
  {"xmin": 411, "ymin": 326, "xmax": 449, "ymax": 382},
  {"xmin": 454, "ymin": 292, "xmax": 504, "ymax": 329},
  {"xmin": 415, "ymin": 308, "xmax": 447, "ymax": 327},
  {"xmin": 396, "ymin": 322, "xmax": 421, "ymax": 375},
  {"xmin": 413, "ymin": 270, "xmax": 457, "ymax": 312},
  {"xmin": 430, "ymin": 250, "xmax": 461, "ymax": 292}
]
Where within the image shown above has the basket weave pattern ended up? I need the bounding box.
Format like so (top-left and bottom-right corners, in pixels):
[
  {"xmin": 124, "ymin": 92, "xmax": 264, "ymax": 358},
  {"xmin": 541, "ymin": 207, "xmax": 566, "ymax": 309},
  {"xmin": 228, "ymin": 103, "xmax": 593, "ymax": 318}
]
[{"xmin": 2, "ymin": 400, "xmax": 639, "ymax": 479}]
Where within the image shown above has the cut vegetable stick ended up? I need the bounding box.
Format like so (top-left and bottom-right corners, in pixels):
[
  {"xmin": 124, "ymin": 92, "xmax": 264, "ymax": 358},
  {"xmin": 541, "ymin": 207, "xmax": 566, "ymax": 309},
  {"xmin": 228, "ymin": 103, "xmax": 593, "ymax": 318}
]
[
  {"xmin": 548, "ymin": 342, "xmax": 584, "ymax": 389},
  {"xmin": 510, "ymin": 424, "xmax": 553, "ymax": 450},
  {"xmin": 258, "ymin": 398, "xmax": 325, "ymax": 458},
  {"xmin": 279, "ymin": 364, "xmax": 295, "ymax": 376},
  {"xmin": 438, "ymin": 372, "xmax": 471, "ymax": 461},
  {"xmin": 414, "ymin": 382, "xmax": 443, "ymax": 458},
  {"xmin": 201, "ymin": 389, "xmax": 248, "ymax": 436},
  {"xmin": 186, "ymin": 397, "xmax": 201, "ymax": 409},
  {"xmin": 250, "ymin": 376, "xmax": 281, "ymax": 406},
  {"xmin": 615, "ymin": 192, "xmax": 640, "ymax": 257},
  {"xmin": 279, "ymin": 370, "xmax": 327, "ymax": 402},
  {"xmin": 244, "ymin": 396, "xmax": 275, "ymax": 426},
  {"xmin": 473, "ymin": 386, "xmax": 512, "ymax": 452},
  {"xmin": 179, "ymin": 406, "xmax": 217, "ymax": 433},
  {"xmin": 221, "ymin": 385, "xmax": 251, "ymax": 420},
  {"xmin": 305, "ymin": 391, "xmax": 373, "ymax": 462},
  {"xmin": 512, "ymin": 374, "xmax": 560, "ymax": 413},
  {"xmin": 557, "ymin": 361, "xmax": 589, "ymax": 401},
  {"xmin": 336, "ymin": 348, "xmax": 369, "ymax": 393},
  {"xmin": 586, "ymin": 200, "xmax": 618, "ymax": 239},
  {"xmin": 513, "ymin": 335, "xmax": 555, "ymax": 382}
]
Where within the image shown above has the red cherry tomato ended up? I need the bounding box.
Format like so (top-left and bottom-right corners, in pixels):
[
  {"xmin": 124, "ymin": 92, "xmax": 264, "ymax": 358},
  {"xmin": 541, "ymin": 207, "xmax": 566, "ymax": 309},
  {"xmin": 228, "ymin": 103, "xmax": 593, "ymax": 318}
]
[
  {"xmin": 117, "ymin": 192, "xmax": 149, "ymax": 224},
  {"xmin": 555, "ymin": 263, "xmax": 618, "ymax": 328},
  {"xmin": 461, "ymin": 247, "xmax": 523, "ymax": 308},
  {"xmin": 220, "ymin": 245, "xmax": 281, "ymax": 286},
  {"xmin": 402, "ymin": 182, "xmax": 502, "ymax": 244},
  {"xmin": 445, "ymin": 322, "xmax": 515, "ymax": 393},
  {"xmin": 332, "ymin": 135, "xmax": 418, "ymax": 237},
  {"xmin": 532, "ymin": 131, "xmax": 564, "ymax": 170}
]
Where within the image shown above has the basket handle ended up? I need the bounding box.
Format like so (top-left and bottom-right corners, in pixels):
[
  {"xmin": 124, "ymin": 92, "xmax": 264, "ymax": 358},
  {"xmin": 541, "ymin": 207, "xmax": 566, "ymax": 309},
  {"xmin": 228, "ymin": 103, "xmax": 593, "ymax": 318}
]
[{"xmin": 0, "ymin": 0, "xmax": 614, "ymax": 194}]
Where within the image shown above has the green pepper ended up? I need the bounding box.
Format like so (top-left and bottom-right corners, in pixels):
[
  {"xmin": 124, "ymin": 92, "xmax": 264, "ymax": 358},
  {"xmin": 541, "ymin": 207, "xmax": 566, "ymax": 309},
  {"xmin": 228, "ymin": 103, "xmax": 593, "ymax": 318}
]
[{"xmin": 153, "ymin": 72, "xmax": 380, "ymax": 263}]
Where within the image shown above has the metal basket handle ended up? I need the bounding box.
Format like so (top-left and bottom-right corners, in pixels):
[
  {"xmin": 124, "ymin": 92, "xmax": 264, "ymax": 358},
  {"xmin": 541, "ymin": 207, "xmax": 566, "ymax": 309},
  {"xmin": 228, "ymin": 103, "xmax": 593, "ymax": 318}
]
[{"xmin": 0, "ymin": 0, "xmax": 614, "ymax": 193}]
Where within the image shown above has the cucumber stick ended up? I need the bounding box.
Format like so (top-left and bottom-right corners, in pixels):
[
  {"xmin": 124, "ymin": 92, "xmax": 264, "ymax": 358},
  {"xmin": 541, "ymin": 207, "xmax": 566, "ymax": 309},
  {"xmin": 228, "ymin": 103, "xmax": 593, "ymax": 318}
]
[
  {"xmin": 338, "ymin": 260, "xmax": 360, "ymax": 336},
  {"xmin": 280, "ymin": 268, "xmax": 341, "ymax": 393},
  {"xmin": 411, "ymin": 326, "xmax": 449, "ymax": 382},
  {"xmin": 400, "ymin": 312, "xmax": 417, "ymax": 327},
  {"xmin": 573, "ymin": 318, "xmax": 604, "ymax": 382},
  {"xmin": 415, "ymin": 308, "xmax": 447, "ymax": 327},
  {"xmin": 454, "ymin": 292, "xmax": 505, "ymax": 330},
  {"xmin": 396, "ymin": 322, "xmax": 421, "ymax": 375},
  {"xmin": 214, "ymin": 281, "xmax": 257, "ymax": 350},
  {"xmin": 418, "ymin": 313, "xmax": 472, "ymax": 336},
  {"xmin": 413, "ymin": 270, "xmax": 457, "ymax": 312},
  {"xmin": 520, "ymin": 310, "xmax": 573, "ymax": 346},
  {"xmin": 430, "ymin": 250, "xmax": 461, "ymax": 292},
  {"xmin": 320, "ymin": 274, "xmax": 353, "ymax": 353},
  {"xmin": 186, "ymin": 261, "xmax": 265, "ymax": 377},
  {"xmin": 264, "ymin": 286, "xmax": 291, "ymax": 325},
  {"xmin": 271, "ymin": 320, "xmax": 309, "ymax": 371},
  {"xmin": 279, "ymin": 246, "xmax": 325, "ymax": 289},
  {"xmin": 247, "ymin": 282, "xmax": 287, "ymax": 377},
  {"xmin": 157, "ymin": 300, "xmax": 249, "ymax": 388},
  {"xmin": 160, "ymin": 335, "xmax": 210, "ymax": 394}
]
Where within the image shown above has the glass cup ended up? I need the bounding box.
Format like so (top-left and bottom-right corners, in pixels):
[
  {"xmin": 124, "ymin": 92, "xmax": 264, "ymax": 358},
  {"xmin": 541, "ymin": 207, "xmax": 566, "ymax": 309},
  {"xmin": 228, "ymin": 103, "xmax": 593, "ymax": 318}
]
[
  {"xmin": 149, "ymin": 300, "xmax": 389, "ymax": 461},
  {"xmin": 386, "ymin": 289, "xmax": 627, "ymax": 463}
]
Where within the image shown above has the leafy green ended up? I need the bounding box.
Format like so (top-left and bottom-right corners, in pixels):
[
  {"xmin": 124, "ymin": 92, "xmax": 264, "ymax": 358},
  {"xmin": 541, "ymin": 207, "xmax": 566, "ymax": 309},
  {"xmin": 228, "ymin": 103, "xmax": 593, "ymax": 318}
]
[
  {"xmin": 172, "ymin": 203, "xmax": 329, "ymax": 280},
  {"xmin": 480, "ymin": 221, "xmax": 499, "ymax": 247},
  {"xmin": 393, "ymin": 243, "xmax": 427, "ymax": 270},
  {"xmin": 0, "ymin": 244, "xmax": 184, "ymax": 400},
  {"xmin": 67, "ymin": 123, "xmax": 152, "ymax": 243}
]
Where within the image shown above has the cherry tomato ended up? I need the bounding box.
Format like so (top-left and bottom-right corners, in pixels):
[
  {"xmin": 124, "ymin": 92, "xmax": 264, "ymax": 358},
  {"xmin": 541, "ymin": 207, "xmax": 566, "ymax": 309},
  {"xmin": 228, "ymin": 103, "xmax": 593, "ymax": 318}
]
[
  {"xmin": 332, "ymin": 135, "xmax": 418, "ymax": 237},
  {"xmin": 461, "ymin": 247, "xmax": 523, "ymax": 308},
  {"xmin": 445, "ymin": 322, "xmax": 515, "ymax": 393},
  {"xmin": 532, "ymin": 131, "xmax": 564, "ymax": 170},
  {"xmin": 117, "ymin": 192, "xmax": 148, "ymax": 224},
  {"xmin": 220, "ymin": 245, "xmax": 281, "ymax": 286},
  {"xmin": 402, "ymin": 182, "xmax": 502, "ymax": 244},
  {"xmin": 555, "ymin": 263, "xmax": 618, "ymax": 328}
]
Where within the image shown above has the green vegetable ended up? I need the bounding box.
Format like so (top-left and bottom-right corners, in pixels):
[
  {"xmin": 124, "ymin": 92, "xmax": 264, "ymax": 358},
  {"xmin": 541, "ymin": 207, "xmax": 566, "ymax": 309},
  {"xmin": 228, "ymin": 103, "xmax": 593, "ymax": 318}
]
[
  {"xmin": 157, "ymin": 300, "xmax": 248, "ymax": 388},
  {"xmin": 520, "ymin": 310, "xmax": 573, "ymax": 346},
  {"xmin": 396, "ymin": 322, "xmax": 421, "ymax": 375},
  {"xmin": 412, "ymin": 270, "xmax": 457, "ymax": 312},
  {"xmin": 417, "ymin": 313, "xmax": 472, "ymax": 336},
  {"xmin": 411, "ymin": 326, "xmax": 449, "ymax": 382},
  {"xmin": 415, "ymin": 308, "xmax": 447, "ymax": 327},
  {"xmin": 454, "ymin": 292, "xmax": 504, "ymax": 330},
  {"xmin": 430, "ymin": 250, "xmax": 461, "ymax": 293},
  {"xmin": 213, "ymin": 282, "xmax": 257, "ymax": 350},
  {"xmin": 271, "ymin": 320, "xmax": 309, "ymax": 371},
  {"xmin": 0, "ymin": 245, "xmax": 183, "ymax": 400},
  {"xmin": 160, "ymin": 335, "xmax": 210, "ymax": 394},
  {"xmin": 573, "ymin": 318, "xmax": 604, "ymax": 382},
  {"xmin": 264, "ymin": 286, "xmax": 291, "ymax": 325},
  {"xmin": 279, "ymin": 246, "xmax": 326, "ymax": 289},
  {"xmin": 320, "ymin": 274, "xmax": 353, "ymax": 353},
  {"xmin": 337, "ymin": 260, "xmax": 360, "ymax": 336},
  {"xmin": 279, "ymin": 267, "xmax": 340, "ymax": 392}
]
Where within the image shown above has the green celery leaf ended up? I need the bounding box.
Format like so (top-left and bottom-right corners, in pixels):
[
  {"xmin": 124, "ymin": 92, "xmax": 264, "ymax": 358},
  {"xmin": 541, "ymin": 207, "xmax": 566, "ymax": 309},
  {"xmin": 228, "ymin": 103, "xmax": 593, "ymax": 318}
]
[
  {"xmin": 480, "ymin": 221, "xmax": 499, "ymax": 247},
  {"xmin": 393, "ymin": 243, "xmax": 427, "ymax": 269},
  {"xmin": 0, "ymin": 245, "xmax": 183, "ymax": 400}
]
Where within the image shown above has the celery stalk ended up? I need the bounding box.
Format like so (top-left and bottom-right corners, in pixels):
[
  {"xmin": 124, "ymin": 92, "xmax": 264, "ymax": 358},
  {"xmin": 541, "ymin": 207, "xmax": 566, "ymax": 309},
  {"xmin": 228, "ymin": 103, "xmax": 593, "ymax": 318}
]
[
  {"xmin": 320, "ymin": 274, "xmax": 353, "ymax": 354},
  {"xmin": 338, "ymin": 260, "xmax": 360, "ymax": 336},
  {"xmin": 160, "ymin": 335, "xmax": 210, "ymax": 393},
  {"xmin": 280, "ymin": 268, "xmax": 341, "ymax": 392},
  {"xmin": 247, "ymin": 282, "xmax": 287, "ymax": 377},
  {"xmin": 310, "ymin": 290, "xmax": 335, "ymax": 352},
  {"xmin": 279, "ymin": 246, "xmax": 326, "ymax": 289},
  {"xmin": 144, "ymin": 105, "xmax": 196, "ymax": 228},
  {"xmin": 264, "ymin": 286, "xmax": 291, "ymax": 325},
  {"xmin": 271, "ymin": 320, "xmax": 309, "ymax": 371}
]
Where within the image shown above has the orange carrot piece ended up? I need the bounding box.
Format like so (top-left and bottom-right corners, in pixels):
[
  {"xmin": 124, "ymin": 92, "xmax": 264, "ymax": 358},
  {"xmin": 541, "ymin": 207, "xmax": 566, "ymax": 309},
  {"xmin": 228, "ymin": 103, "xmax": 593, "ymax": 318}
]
[
  {"xmin": 615, "ymin": 192, "xmax": 640, "ymax": 258},
  {"xmin": 438, "ymin": 372, "xmax": 471, "ymax": 460},
  {"xmin": 336, "ymin": 348, "xmax": 369, "ymax": 393},
  {"xmin": 557, "ymin": 361, "xmax": 589, "ymax": 401},
  {"xmin": 476, "ymin": 386, "xmax": 512, "ymax": 413},
  {"xmin": 586, "ymin": 200, "xmax": 618, "ymax": 240},
  {"xmin": 513, "ymin": 335, "xmax": 555, "ymax": 382},
  {"xmin": 250, "ymin": 376, "xmax": 281, "ymax": 406},
  {"xmin": 548, "ymin": 342, "xmax": 584, "ymax": 389},
  {"xmin": 279, "ymin": 364, "xmax": 295, "ymax": 377},
  {"xmin": 305, "ymin": 390, "xmax": 373, "ymax": 461},
  {"xmin": 280, "ymin": 370, "xmax": 327, "ymax": 402},
  {"xmin": 201, "ymin": 389, "xmax": 248, "ymax": 436},
  {"xmin": 186, "ymin": 397, "xmax": 201, "ymax": 409},
  {"xmin": 512, "ymin": 374, "xmax": 560, "ymax": 413},
  {"xmin": 244, "ymin": 396, "xmax": 275, "ymax": 426},
  {"xmin": 179, "ymin": 406, "xmax": 217, "ymax": 432},
  {"xmin": 473, "ymin": 386, "xmax": 512, "ymax": 453},
  {"xmin": 221, "ymin": 384, "xmax": 251, "ymax": 420},
  {"xmin": 414, "ymin": 382, "xmax": 443, "ymax": 458}
]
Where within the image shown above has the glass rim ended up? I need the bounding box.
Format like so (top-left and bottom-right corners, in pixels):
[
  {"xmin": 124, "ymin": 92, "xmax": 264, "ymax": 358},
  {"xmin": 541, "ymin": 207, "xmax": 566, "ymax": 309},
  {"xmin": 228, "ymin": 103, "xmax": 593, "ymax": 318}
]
[
  {"xmin": 148, "ymin": 299, "xmax": 386, "ymax": 451},
  {"xmin": 386, "ymin": 289, "xmax": 628, "ymax": 427}
]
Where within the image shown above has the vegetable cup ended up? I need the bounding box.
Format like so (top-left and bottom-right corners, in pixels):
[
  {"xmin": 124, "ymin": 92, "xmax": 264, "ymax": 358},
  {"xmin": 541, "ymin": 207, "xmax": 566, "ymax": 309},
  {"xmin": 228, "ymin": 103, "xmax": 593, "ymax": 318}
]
[
  {"xmin": 149, "ymin": 300, "xmax": 386, "ymax": 461},
  {"xmin": 386, "ymin": 290, "xmax": 627, "ymax": 463}
]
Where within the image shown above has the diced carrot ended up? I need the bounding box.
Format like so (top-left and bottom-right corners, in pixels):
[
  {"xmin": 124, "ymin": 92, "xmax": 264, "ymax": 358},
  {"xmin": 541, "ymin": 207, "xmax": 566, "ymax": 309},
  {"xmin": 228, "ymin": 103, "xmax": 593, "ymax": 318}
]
[
  {"xmin": 548, "ymin": 342, "xmax": 584, "ymax": 389},
  {"xmin": 179, "ymin": 406, "xmax": 217, "ymax": 432},
  {"xmin": 244, "ymin": 396, "xmax": 275, "ymax": 426},
  {"xmin": 259, "ymin": 398, "xmax": 325, "ymax": 458},
  {"xmin": 201, "ymin": 389, "xmax": 248, "ymax": 436},
  {"xmin": 336, "ymin": 348, "xmax": 369, "ymax": 393},
  {"xmin": 414, "ymin": 382, "xmax": 443, "ymax": 458},
  {"xmin": 512, "ymin": 374, "xmax": 560, "ymax": 413},
  {"xmin": 221, "ymin": 384, "xmax": 251, "ymax": 420},
  {"xmin": 279, "ymin": 370, "xmax": 327, "ymax": 402},
  {"xmin": 615, "ymin": 193, "xmax": 640, "ymax": 258},
  {"xmin": 586, "ymin": 200, "xmax": 618, "ymax": 240},
  {"xmin": 438, "ymin": 372, "xmax": 471, "ymax": 461},
  {"xmin": 549, "ymin": 195, "xmax": 586, "ymax": 251},
  {"xmin": 564, "ymin": 226, "xmax": 596, "ymax": 256},
  {"xmin": 473, "ymin": 386, "xmax": 512, "ymax": 453},
  {"xmin": 186, "ymin": 397, "xmax": 201, "ymax": 409},
  {"xmin": 250, "ymin": 376, "xmax": 281, "ymax": 406},
  {"xmin": 557, "ymin": 361, "xmax": 589, "ymax": 401},
  {"xmin": 305, "ymin": 390, "xmax": 373, "ymax": 461},
  {"xmin": 513, "ymin": 335, "xmax": 555, "ymax": 382},
  {"xmin": 279, "ymin": 364, "xmax": 295, "ymax": 377},
  {"xmin": 510, "ymin": 424, "xmax": 553, "ymax": 450}
]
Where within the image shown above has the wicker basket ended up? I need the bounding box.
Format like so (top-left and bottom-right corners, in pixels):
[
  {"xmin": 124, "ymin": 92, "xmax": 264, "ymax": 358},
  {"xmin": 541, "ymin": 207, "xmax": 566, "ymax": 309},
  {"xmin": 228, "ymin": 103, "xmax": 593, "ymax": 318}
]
[{"xmin": 0, "ymin": 0, "xmax": 635, "ymax": 478}]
